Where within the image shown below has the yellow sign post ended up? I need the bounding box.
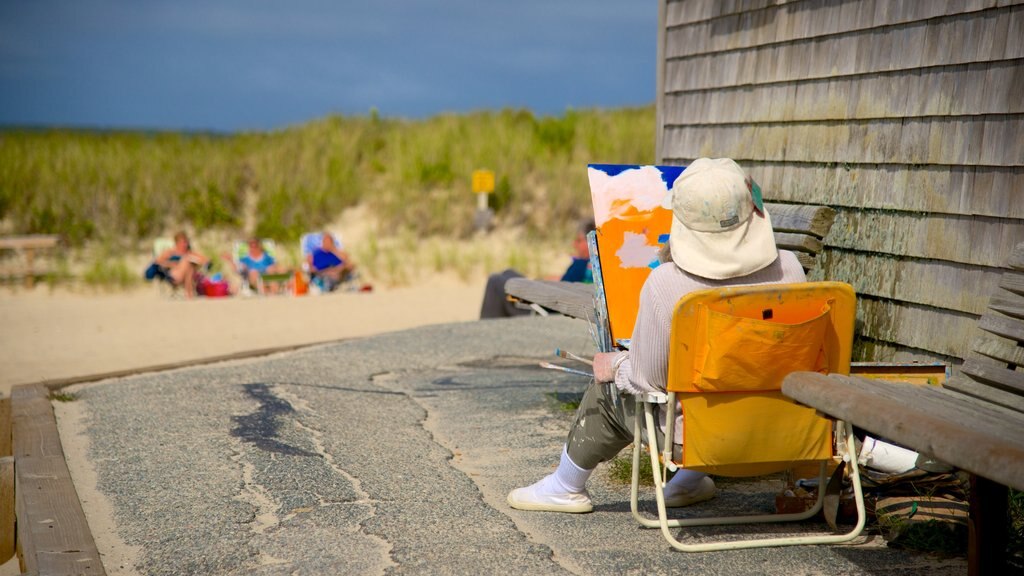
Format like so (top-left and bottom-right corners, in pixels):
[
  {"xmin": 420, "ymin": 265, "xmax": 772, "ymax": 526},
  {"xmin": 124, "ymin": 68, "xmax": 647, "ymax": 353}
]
[
  {"xmin": 472, "ymin": 169, "xmax": 495, "ymax": 194},
  {"xmin": 472, "ymin": 169, "xmax": 496, "ymax": 231}
]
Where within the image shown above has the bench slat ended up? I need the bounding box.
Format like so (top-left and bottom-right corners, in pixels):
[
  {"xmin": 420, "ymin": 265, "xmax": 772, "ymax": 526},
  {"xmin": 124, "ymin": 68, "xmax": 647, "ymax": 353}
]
[
  {"xmin": 972, "ymin": 333, "xmax": 1024, "ymax": 366},
  {"xmin": 977, "ymin": 312, "xmax": 1024, "ymax": 343},
  {"xmin": 764, "ymin": 203, "xmax": 836, "ymax": 238},
  {"xmin": 773, "ymin": 232, "xmax": 823, "ymax": 255},
  {"xmin": 987, "ymin": 288, "xmax": 1024, "ymax": 320},
  {"xmin": 1010, "ymin": 243, "xmax": 1024, "ymax": 271},
  {"xmin": 503, "ymin": 278, "xmax": 595, "ymax": 319},
  {"xmin": 944, "ymin": 371, "xmax": 1024, "ymax": 415},
  {"xmin": 782, "ymin": 372, "xmax": 1024, "ymax": 492},
  {"xmin": 958, "ymin": 355, "xmax": 1024, "ymax": 397},
  {"xmin": 999, "ymin": 271, "xmax": 1024, "ymax": 297}
]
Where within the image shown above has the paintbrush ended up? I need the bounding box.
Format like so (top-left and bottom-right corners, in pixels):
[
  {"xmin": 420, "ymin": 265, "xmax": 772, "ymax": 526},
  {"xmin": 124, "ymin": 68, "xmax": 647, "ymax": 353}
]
[
  {"xmin": 555, "ymin": 348, "xmax": 593, "ymax": 366},
  {"xmin": 539, "ymin": 362, "xmax": 593, "ymax": 378}
]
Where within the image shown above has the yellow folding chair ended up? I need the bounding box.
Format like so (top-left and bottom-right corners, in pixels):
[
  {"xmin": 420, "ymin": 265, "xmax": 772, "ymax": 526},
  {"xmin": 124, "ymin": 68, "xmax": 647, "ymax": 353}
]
[{"xmin": 629, "ymin": 281, "xmax": 866, "ymax": 551}]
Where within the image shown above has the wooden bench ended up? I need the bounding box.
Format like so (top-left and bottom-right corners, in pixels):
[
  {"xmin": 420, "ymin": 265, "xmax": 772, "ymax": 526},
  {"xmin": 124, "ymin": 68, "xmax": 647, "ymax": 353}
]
[
  {"xmin": 505, "ymin": 202, "xmax": 836, "ymax": 320},
  {"xmin": 782, "ymin": 241, "xmax": 1024, "ymax": 576},
  {"xmin": 0, "ymin": 235, "xmax": 61, "ymax": 288}
]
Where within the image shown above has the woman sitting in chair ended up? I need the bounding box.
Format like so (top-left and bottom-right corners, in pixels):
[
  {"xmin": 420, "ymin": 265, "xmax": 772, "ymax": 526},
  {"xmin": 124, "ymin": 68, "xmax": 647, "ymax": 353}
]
[
  {"xmin": 148, "ymin": 231, "xmax": 209, "ymax": 299},
  {"xmin": 508, "ymin": 158, "xmax": 807, "ymax": 513},
  {"xmin": 232, "ymin": 237, "xmax": 289, "ymax": 295}
]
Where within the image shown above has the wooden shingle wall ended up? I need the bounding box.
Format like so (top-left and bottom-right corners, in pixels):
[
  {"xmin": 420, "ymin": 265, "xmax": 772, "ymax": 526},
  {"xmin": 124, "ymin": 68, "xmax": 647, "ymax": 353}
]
[{"xmin": 657, "ymin": 0, "xmax": 1024, "ymax": 364}]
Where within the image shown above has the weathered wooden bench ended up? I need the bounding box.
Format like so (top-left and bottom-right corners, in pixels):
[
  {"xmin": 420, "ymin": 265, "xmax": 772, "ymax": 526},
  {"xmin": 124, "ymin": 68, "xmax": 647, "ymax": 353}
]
[
  {"xmin": 783, "ymin": 241, "xmax": 1024, "ymax": 576},
  {"xmin": 0, "ymin": 235, "xmax": 61, "ymax": 288},
  {"xmin": 505, "ymin": 202, "xmax": 836, "ymax": 320}
]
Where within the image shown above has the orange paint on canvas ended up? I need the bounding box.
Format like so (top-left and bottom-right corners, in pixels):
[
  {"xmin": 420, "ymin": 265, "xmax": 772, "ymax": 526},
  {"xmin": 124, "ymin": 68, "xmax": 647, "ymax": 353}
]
[{"xmin": 596, "ymin": 209, "xmax": 672, "ymax": 342}]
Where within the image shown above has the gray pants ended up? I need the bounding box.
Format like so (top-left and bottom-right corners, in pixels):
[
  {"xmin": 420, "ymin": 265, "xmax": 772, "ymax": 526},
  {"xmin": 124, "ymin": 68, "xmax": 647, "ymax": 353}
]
[{"xmin": 566, "ymin": 380, "xmax": 676, "ymax": 470}]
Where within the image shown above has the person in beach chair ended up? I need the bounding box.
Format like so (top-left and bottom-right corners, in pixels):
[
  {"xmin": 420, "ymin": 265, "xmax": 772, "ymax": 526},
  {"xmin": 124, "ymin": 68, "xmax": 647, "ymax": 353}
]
[
  {"xmin": 479, "ymin": 217, "xmax": 596, "ymax": 319},
  {"xmin": 508, "ymin": 158, "xmax": 808, "ymax": 514},
  {"xmin": 226, "ymin": 237, "xmax": 291, "ymax": 295},
  {"xmin": 302, "ymin": 231, "xmax": 360, "ymax": 293},
  {"xmin": 144, "ymin": 231, "xmax": 210, "ymax": 299}
]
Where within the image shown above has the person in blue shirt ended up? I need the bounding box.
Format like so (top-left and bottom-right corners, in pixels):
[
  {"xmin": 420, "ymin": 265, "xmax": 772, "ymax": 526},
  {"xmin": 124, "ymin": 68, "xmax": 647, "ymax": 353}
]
[
  {"xmin": 307, "ymin": 232, "xmax": 357, "ymax": 292},
  {"xmin": 229, "ymin": 237, "xmax": 289, "ymax": 294},
  {"xmin": 479, "ymin": 218, "xmax": 596, "ymax": 319}
]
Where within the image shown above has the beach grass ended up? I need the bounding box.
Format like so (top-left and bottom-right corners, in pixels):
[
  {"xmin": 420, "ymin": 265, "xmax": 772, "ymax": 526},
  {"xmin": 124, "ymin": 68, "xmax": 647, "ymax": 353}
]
[{"xmin": 0, "ymin": 106, "xmax": 654, "ymax": 286}]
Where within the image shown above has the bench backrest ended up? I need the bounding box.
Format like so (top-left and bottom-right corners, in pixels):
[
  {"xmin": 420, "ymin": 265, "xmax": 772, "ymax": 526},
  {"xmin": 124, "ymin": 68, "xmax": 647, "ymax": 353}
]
[{"xmin": 943, "ymin": 241, "xmax": 1024, "ymax": 415}]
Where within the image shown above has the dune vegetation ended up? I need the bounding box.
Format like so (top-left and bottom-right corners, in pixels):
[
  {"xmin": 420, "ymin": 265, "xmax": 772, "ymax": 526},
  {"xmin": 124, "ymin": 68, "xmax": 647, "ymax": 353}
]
[{"xmin": 0, "ymin": 106, "xmax": 655, "ymax": 287}]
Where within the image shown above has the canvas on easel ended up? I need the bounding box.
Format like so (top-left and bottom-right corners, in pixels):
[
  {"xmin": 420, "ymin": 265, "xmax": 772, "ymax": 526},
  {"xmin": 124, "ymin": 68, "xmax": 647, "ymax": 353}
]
[{"xmin": 587, "ymin": 164, "xmax": 685, "ymax": 344}]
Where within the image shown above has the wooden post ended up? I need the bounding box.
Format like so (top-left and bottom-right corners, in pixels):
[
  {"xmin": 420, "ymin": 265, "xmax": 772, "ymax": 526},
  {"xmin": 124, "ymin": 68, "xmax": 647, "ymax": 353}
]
[
  {"xmin": 0, "ymin": 456, "xmax": 12, "ymax": 564},
  {"xmin": 968, "ymin": 474, "xmax": 1008, "ymax": 576},
  {"xmin": 0, "ymin": 397, "xmax": 12, "ymax": 563}
]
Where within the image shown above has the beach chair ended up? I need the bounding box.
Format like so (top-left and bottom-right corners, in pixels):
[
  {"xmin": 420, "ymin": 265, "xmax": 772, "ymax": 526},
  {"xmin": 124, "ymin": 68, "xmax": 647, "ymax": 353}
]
[
  {"xmin": 146, "ymin": 237, "xmax": 178, "ymax": 297},
  {"xmin": 630, "ymin": 281, "xmax": 867, "ymax": 551},
  {"xmin": 231, "ymin": 239, "xmax": 291, "ymax": 295},
  {"xmin": 300, "ymin": 231, "xmax": 360, "ymax": 292}
]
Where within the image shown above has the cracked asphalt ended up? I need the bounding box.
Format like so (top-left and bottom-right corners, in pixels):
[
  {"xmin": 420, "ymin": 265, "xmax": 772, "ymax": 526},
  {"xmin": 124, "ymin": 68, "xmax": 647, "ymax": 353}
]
[{"xmin": 58, "ymin": 316, "xmax": 966, "ymax": 575}]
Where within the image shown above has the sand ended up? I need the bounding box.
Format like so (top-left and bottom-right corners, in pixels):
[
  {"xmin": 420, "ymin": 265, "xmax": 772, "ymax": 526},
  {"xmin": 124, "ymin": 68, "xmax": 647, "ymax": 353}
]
[{"xmin": 0, "ymin": 277, "xmax": 487, "ymax": 399}]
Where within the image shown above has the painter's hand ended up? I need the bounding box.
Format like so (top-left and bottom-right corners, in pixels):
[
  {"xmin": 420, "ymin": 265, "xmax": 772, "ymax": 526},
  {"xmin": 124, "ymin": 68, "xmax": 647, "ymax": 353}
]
[{"xmin": 592, "ymin": 352, "xmax": 620, "ymax": 382}]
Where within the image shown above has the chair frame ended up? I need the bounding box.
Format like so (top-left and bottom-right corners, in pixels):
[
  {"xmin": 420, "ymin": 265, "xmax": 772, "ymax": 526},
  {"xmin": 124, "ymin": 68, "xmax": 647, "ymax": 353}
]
[{"xmin": 628, "ymin": 282, "xmax": 867, "ymax": 551}]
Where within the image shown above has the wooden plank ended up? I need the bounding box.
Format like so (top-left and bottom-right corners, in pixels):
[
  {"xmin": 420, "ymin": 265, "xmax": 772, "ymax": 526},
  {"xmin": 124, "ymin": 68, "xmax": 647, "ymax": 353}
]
[
  {"xmin": 0, "ymin": 398, "xmax": 9, "ymax": 457},
  {"xmin": 764, "ymin": 202, "xmax": 835, "ymax": 238},
  {"xmin": 856, "ymin": 297, "xmax": 980, "ymax": 359},
  {"xmin": 987, "ymin": 293, "xmax": 1024, "ymax": 320},
  {"xmin": 817, "ymin": 250, "xmax": 1004, "ymax": 316},
  {"xmin": 826, "ymin": 210, "xmax": 1024, "ymax": 268},
  {"xmin": 664, "ymin": 0, "xmax": 986, "ymax": 57},
  {"xmin": 794, "ymin": 252, "xmax": 816, "ymax": 273},
  {"xmin": 663, "ymin": 61, "xmax": 1024, "ymax": 124},
  {"xmin": 773, "ymin": 232, "xmax": 822, "ymax": 255},
  {"xmin": 969, "ymin": 476, "xmax": 1009, "ymax": 576},
  {"xmin": 943, "ymin": 370, "xmax": 1024, "ymax": 414},
  {"xmin": 852, "ymin": 338, "xmax": 961, "ymax": 366},
  {"xmin": 11, "ymin": 384, "xmax": 105, "ymax": 575},
  {"xmin": 503, "ymin": 278, "xmax": 594, "ymax": 320},
  {"xmin": 1010, "ymin": 242, "xmax": 1024, "ymax": 270},
  {"xmin": 978, "ymin": 310, "xmax": 1024, "ymax": 342},
  {"xmin": 661, "ymin": 117, "xmax": 1024, "ymax": 167},
  {"xmin": 998, "ymin": 270, "xmax": 1024, "ymax": 296},
  {"xmin": 781, "ymin": 372, "xmax": 1024, "ymax": 491},
  {"xmin": 1, "ymin": 456, "xmax": 12, "ymax": 565},
  {"xmin": 959, "ymin": 355, "xmax": 1024, "ymax": 396},
  {"xmin": 0, "ymin": 235, "xmax": 60, "ymax": 251},
  {"xmin": 972, "ymin": 331, "xmax": 1024, "ymax": 366},
  {"xmin": 664, "ymin": 4, "xmax": 1023, "ymax": 90},
  {"xmin": 748, "ymin": 163, "xmax": 1024, "ymax": 220}
]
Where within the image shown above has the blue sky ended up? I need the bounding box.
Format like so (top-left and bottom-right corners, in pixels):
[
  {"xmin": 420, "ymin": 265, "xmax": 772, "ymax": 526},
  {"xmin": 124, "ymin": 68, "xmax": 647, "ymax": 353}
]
[{"xmin": 0, "ymin": 1, "xmax": 656, "ymax": 132}]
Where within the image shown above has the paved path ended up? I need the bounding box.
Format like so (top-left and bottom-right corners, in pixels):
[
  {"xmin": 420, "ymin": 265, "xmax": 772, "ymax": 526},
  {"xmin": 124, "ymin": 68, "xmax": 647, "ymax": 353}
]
[{"xmin": 56, "ymin": 317, "xmax": 965, "ymax": 575}]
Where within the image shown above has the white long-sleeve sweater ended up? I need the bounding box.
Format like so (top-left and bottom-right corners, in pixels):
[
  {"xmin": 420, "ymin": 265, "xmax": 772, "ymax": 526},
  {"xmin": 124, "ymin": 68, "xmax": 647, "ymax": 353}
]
[{"xmin": 613, "ymin": 250, "xmax": 808, "ymax": 399}]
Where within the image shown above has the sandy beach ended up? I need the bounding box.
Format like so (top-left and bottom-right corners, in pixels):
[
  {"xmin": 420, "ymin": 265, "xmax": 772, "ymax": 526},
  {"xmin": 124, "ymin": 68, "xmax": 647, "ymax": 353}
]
[{"xmin": 0, "ymin": 277, "xmax": 487, "ymax": 399}]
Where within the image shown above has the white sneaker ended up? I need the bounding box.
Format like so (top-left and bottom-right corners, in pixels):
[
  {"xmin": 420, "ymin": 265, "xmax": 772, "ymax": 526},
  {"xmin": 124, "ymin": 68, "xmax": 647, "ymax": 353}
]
[
  {"xmin": 507, "ymin": 477, "xmax": 593, "ymax": 513},
  {"xmin": 663, "ymin": 476, "xmax": 716, "ymax": 508}
]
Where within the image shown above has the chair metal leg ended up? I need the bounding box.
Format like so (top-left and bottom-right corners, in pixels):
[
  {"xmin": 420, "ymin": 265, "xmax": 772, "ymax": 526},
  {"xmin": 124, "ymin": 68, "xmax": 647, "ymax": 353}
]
[{"xmin": 631, "ymin": 398, "xmax": 867, "ymax": 551}]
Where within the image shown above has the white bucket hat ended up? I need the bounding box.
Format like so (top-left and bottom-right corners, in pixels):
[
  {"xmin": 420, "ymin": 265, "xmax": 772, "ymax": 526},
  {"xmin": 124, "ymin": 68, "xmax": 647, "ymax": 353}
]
[{"xmin": 662, "ymin": 158, "xmax": 777, "ymax": 279}]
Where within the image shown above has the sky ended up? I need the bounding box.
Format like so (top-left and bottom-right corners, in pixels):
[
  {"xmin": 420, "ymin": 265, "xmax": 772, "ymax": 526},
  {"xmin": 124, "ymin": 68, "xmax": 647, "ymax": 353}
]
[{"xmin": 0, "ymin": 1, "xmax": 657, "ymax": 133}]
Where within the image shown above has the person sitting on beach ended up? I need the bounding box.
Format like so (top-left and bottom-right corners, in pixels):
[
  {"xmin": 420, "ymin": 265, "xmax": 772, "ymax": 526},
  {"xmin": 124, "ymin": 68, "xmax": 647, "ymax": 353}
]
[
  {"xmin": 226, "ymin": 237, "xmax": 289, "ymax": 295},
  {"xmin": 146, "ymin": 231, "xmax": 209, "ymax": 298},
  {"xmin": 307, "ymin": 232, "xmax": 357, "ymax": 292},
  {"xmin": 479, "ymin": 217, "xmax": 596, "ymax": 319},
  {"xmin": 507, "ymin": 158, "xmax": 807, "ymax": 513}
]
